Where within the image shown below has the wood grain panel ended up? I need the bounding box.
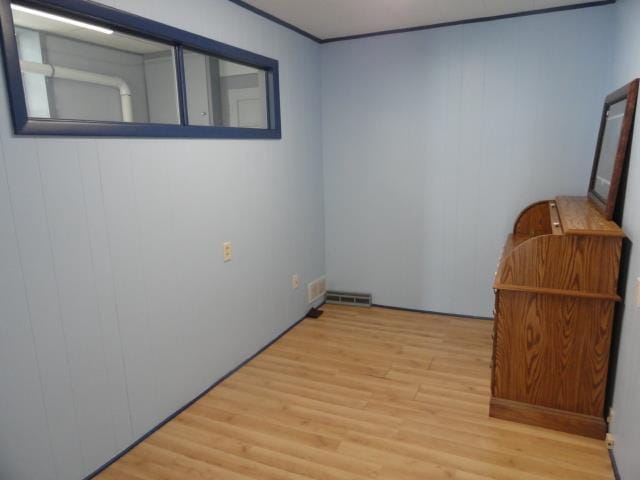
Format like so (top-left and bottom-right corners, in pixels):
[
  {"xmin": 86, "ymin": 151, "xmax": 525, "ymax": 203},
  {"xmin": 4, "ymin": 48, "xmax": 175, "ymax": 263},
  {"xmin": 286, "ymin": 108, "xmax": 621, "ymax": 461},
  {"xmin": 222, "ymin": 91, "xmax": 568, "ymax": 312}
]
[
  {"xmin": 556, "ymin": 197, "xmax": 624, "ymax": 237},
  {"xmin": 493, "ymin": 291, "xmax": 615, "ymax": 418},
  {"xmin": 490, "ymin": 398, "xmax": 606, "ymax": 439},
  {"xmin": 495, "ymin": 234, "xmax": 622, "ymax": 297},
  {"xmin": 513, "ymin": 201, "xmax": 552, "ymax": 238},
  {"xmin": 95, "ymin": 305, "xmax": 614, "ymax": 480},
  {"xmin": 494, "ymin": 284, "xmax": 620, "ymax": 301},
  {"xmin": 492, "ymin": 195, "xmax": 622, "ymax": 439}
]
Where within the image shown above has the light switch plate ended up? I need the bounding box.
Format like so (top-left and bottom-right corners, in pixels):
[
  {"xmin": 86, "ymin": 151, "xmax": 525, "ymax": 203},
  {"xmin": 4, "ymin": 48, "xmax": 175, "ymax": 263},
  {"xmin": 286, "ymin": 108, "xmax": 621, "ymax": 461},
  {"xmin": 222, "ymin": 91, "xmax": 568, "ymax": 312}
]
[
  {"xmin": 223, "ymin": 241, "xmax": 232, "ymax": 262},
  {"xmin": 292, "ymin": 274, "xmax": 300, "ymax": 289},
  {"xmin": 636, "ymin": 277, "xmax": 640, "ymax": 307}
]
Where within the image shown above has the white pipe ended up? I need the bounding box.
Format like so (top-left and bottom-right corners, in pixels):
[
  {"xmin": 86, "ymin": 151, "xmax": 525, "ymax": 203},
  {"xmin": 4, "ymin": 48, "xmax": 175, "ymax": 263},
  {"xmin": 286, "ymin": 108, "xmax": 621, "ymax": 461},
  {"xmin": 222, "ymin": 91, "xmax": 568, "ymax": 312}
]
[{"xmin": 20, "ymin": 59, "xmax": 133, "ymax": 122}]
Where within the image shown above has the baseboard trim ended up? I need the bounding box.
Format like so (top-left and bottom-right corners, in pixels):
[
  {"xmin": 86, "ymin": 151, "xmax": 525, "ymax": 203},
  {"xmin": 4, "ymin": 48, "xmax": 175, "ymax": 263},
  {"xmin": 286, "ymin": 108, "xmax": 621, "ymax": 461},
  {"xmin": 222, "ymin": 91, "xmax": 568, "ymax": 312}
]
[
  {"xmin": 372, "ymin": 303, "xmax": 493, "ymax": 321},
  {"xmin": 609, "ymin": 449, "xmax": 622, "ymax": 480},
  {"xmin": 83, "ymin": 306, "xmax": 321, "ymax": 479},
  {"xmin": 490, "ymin": 397, "xmax": 607, "ymax": 440}
]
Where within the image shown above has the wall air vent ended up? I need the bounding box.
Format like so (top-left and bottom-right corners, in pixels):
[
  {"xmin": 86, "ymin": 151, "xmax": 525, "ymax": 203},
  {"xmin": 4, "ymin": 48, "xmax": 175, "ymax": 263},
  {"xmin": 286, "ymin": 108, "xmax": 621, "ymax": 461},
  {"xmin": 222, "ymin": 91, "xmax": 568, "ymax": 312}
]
[
  {"xmin": 307, "ymin": 276, "xmax": 327, "ymax": 304},
  {"xmin": 325, "ymin": 291, "xmax": 372, "ymax": 307}
]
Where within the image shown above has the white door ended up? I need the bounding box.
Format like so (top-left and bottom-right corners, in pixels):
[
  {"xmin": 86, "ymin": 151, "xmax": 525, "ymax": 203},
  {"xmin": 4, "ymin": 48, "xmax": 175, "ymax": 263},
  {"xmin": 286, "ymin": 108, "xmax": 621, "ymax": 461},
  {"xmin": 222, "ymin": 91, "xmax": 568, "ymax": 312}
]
[
  {"xmin": 183, "ymin": 51, "xmax": 211, "ymax": 126},
  {"xmin": 227, "ymin": 70, "xmax": 268, "ymax": 128}
]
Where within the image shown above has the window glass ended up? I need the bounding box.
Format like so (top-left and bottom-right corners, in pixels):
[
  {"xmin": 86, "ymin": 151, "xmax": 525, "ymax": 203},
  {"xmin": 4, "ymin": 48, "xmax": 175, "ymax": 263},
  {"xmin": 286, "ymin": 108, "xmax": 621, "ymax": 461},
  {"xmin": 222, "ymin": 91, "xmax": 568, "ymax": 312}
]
[
  {"xmin": 12, "ymin": 3, "xmax": 180, "ymax": 124},
  {"xmin": 183, "ymin": 49, "xmax": 268, "ymax": 128}
]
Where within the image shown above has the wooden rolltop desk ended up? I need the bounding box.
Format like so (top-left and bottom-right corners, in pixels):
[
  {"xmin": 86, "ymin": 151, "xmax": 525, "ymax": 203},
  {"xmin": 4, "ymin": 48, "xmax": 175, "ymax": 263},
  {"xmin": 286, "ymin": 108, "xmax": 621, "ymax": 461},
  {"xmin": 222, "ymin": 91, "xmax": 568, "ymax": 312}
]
[{"xmin": 490, "ymin": 196, "xmax": 624, "ymax": 439}]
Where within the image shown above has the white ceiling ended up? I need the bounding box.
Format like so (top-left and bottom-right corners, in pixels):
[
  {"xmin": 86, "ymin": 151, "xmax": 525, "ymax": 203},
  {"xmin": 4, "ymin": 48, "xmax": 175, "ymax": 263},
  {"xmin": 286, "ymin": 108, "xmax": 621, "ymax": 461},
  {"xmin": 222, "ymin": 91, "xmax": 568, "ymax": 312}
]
[{"xmin": 239, "ymin": 0, "xmax": 605, "ymax": 40}]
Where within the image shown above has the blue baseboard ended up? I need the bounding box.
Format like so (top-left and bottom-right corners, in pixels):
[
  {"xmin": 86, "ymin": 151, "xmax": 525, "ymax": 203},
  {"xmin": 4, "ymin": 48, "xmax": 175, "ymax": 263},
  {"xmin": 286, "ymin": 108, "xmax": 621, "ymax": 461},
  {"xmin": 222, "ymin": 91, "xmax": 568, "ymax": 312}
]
[
  {"xmin": 610, "ymin": 449, "xmax": 622, "ymax": 480},
  {"xmin": 372, "ymin": 303, "xmax": 493, "ymax": 321}
]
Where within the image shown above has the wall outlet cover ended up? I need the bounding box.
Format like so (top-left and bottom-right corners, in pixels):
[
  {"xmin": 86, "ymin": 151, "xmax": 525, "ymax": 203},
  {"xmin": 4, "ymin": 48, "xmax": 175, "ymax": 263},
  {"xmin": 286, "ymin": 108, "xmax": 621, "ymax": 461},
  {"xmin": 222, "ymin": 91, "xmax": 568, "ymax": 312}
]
[
  {"xmin": 292, "ymin": 274, "xmax": 300, "ymax": 289},
  {"xmin": 605, "ymin": 433, "xmax": 615, "ymax": 449}
]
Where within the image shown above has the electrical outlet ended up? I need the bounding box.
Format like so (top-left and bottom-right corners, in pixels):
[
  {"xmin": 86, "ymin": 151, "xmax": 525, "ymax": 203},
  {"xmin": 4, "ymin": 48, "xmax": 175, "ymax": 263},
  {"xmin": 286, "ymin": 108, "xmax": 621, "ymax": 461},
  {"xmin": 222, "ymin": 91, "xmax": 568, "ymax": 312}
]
[
  {"xmin": 605, "ymin": 433, "xmax": 615, "ymax": 449},
  {"xmin": 292, "ymin": 274, "xmax": 300, "ymax": 289},
  {"xmin": 223, "ymin": 241, "xmax": 232, "ymax": 262}
]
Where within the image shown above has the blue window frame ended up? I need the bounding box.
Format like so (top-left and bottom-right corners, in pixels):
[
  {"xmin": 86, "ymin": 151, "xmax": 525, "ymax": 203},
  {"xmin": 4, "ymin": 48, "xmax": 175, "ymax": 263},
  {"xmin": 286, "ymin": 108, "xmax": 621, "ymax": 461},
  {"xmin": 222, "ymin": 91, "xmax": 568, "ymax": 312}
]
[{"xmin": 0, "ymin": 0, "xmax": 281, "ymax": 138}]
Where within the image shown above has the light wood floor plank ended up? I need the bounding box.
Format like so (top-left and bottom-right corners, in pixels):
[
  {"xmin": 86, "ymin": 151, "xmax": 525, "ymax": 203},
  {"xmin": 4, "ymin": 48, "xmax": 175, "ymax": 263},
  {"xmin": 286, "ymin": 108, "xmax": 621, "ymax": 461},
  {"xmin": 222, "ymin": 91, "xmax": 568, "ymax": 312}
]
[{"xmin": 96, "ymin": 304, "xmax": 613, "ymax": 480}]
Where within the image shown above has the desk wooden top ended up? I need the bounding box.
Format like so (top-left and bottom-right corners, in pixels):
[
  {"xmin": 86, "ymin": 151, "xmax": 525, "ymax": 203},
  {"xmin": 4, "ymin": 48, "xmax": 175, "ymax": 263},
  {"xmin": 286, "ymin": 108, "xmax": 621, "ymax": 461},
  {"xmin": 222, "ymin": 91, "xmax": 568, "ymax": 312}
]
[{"xmin": 556, "ymin": 196, "xmax": 624, "ymax": 237}]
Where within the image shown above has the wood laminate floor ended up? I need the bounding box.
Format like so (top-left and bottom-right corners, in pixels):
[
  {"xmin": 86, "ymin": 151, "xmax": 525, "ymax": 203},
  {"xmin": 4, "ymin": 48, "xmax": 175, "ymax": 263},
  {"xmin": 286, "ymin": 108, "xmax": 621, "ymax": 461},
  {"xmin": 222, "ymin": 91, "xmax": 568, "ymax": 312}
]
[{"xmin": 96, "ymin": 304, "xmax": 614, "ymax": 480}]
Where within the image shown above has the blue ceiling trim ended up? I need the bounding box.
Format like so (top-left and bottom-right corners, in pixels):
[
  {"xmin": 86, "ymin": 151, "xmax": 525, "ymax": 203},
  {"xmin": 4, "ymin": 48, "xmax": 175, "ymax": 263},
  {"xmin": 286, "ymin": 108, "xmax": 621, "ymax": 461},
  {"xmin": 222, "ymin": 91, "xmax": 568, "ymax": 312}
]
[
  {"xmin": 321, "ymin": 0, "xmax": 615, "ymax": 43},
  {"xmin": 227, "ymin": 0, "xmax": 615, "ymax": 45},
  {"xmin": 227, "ymin": 0, "xmax": 322, "ymax": 43}
]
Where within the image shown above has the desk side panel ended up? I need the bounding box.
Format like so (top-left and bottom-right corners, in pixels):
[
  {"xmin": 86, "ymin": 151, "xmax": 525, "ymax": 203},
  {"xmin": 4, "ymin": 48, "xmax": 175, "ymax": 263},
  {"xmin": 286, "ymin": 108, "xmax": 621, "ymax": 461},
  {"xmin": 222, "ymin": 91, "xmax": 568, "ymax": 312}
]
[{"xmin": 493, "ymin": 290, "xmax": 615, "ymax": 417}]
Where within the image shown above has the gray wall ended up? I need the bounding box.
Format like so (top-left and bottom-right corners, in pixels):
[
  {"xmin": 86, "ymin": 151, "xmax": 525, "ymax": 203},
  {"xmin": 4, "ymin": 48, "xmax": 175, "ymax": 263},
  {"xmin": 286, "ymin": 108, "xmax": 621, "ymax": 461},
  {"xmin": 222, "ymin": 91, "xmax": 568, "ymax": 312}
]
[
  {"xmin": 0, "ymin": 0, "xmax": 324, "ymax": 478},
  {"xmin": 321, "ymin": 6, "xmax": 614, "ymax": 317},
  {"xmin": 608, "ymin": 0, "xmax": 640, "ymax": 477}
]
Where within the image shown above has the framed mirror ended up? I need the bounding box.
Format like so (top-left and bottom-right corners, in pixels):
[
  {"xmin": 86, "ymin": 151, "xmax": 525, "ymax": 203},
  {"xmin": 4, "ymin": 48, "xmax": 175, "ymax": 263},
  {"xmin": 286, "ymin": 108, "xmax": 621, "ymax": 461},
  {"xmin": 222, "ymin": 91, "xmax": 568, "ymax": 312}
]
[{"xmin": 588, "ymin": 79, "xmax": 639, "ymax": 220}]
